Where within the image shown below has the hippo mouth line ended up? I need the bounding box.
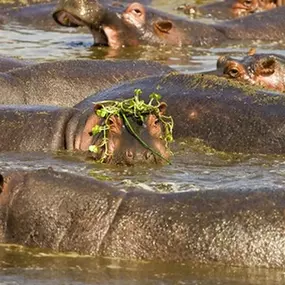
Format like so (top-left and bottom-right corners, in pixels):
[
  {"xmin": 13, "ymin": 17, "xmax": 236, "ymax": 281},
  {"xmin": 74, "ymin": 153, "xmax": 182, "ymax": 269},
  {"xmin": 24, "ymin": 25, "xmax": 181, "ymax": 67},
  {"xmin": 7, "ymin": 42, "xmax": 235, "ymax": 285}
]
[{"xmin": 53, "ymin": 10, "xmax": 112, "ymax": 47}]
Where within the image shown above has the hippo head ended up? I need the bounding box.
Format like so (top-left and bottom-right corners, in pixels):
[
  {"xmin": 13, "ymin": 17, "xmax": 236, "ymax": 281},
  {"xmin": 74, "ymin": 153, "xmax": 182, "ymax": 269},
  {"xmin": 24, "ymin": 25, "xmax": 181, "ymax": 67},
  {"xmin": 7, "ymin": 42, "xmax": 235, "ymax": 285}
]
[
  {"xmin": 72, "ymin": 103, "xmax": 172, "ymax": 165},
  {"xmin": 53, "ymin": 0, "xmax": 110, "ymax": 45},
  {"xmin": 53, "ymin": 1, "xmax": 186, "ymax": 48},
  {"xmin": 231, "ymin": 0, "xmax": 277, "ymax": 17},
  {"xmin": 216, "ymin": 53, "xmax": 285, "ymax": 92}
]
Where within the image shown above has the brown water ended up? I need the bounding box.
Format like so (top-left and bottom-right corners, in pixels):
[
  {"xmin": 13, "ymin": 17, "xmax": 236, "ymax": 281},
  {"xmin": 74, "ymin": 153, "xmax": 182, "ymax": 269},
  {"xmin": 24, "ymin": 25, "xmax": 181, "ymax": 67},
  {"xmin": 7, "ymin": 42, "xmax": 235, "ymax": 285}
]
[{"xmin": 1, "ymin": 0, "xmax": 285, "ymax": 284}]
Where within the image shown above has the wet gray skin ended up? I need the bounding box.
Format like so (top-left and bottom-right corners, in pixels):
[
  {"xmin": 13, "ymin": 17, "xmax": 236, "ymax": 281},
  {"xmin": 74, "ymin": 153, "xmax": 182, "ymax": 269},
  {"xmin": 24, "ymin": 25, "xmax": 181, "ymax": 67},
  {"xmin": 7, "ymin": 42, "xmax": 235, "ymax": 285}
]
[
  {"xmin": 0, "ymin": 56, "xmax": 32, "ymax": 72},
  {"xmin": 53, "ymin": 2, "xmax": 285, "ymax": 47},
  {"xmin": 0, "ymin": 105, "xmax": 170, "ymax": 165},
  {"xmin": 1, "ymin": 168, "xmax": 285, "ymax": 268},
  {"xmin": 0, "ymin": 0, "xmax": 151, "ymax": 30},
  {"xmin": 0, "ymin": 59, "xmax": 173, "ymax": 105},
  {"xmin": 214, "ymin": 53, "xmax": 285, "ymax": 92},
  {"xmin": 74, "ymin": 73, "xmax": 285, "ymax": 155},
  {"xmin": 0, "ymin": 1, "xmax": 58, "ymax": 29}
]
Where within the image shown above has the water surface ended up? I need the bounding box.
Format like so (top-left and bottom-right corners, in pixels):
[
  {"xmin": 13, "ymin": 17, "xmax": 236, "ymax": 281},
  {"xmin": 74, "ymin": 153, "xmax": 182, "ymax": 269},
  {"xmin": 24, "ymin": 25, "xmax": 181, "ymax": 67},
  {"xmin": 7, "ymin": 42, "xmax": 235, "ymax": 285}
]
[{"xmin": 1, "ymin": 0, "xmax": 285, "ymax": 284}]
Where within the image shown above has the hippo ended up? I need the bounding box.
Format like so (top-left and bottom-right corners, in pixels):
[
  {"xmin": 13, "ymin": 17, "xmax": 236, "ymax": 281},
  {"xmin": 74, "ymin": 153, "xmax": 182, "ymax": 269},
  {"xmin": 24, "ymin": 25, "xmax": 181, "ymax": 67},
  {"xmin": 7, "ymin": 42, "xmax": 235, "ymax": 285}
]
[
  {"xmin": 72, "ymin": 73, "xmax": 285, "ymax": 155},
  {"xmin": 0, "ymin": 1, "xmax": 58, "ymax": 29},
  {"xmin": 176, "ymin": 0, "xmax": 281, "ymax": 20},
  {"xmin": 0, "ymin": 104, "xmax": 170, "ymax": 165},
  {"xmin": 53, "ymin": 1, "xmax": 285, "ymax": 47},
  {"xmin": 0, "ymin": 56, "xmax": 32, "ymax": 73},
  {"xmin": 0, "ymin": 59, "xmax": 173, "ymax": 105},
  {"xmin": 1, "ymin": 167, "xmax": 285, "ymax": 268},
  {"xmin": 215, "ymin": 52, "xmax": 285, "ymax": 92},
  {"xmin": 0, "ymin": 0, "xmax": 151, "ymax": 30}
]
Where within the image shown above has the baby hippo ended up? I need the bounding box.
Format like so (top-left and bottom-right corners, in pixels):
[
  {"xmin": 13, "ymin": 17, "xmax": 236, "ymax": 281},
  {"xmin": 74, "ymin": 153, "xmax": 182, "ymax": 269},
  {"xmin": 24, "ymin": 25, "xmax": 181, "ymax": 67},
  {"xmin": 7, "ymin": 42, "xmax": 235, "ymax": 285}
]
[
  {"xmin": 215, "ymin": 52, "xmax": 285, "ymax": 92},
  {"xmin": 0, "ymin": 103, "xmax": 171, "ymax": 165}
]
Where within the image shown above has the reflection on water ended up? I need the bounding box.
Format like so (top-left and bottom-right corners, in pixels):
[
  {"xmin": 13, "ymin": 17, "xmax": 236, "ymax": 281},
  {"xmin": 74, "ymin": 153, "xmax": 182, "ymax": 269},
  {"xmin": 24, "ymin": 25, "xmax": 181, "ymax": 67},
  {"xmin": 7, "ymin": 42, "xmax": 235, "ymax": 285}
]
[
  {"xmin": 1, "ymin": 244, "xmax": 285, "ymax": 285},
  {"xmin": 1, "ymin": 0, "xmax": 285, "ymax": 284}
]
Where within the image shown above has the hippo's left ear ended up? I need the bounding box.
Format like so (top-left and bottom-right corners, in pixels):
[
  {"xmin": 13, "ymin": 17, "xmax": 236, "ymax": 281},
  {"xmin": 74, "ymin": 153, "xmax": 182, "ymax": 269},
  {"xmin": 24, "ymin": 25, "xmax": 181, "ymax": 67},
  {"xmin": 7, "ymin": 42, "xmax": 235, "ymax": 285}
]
[
  {"xmin": 255, "ymin": 56, "xmax": 276, "ymax": 76},
  {"xmin": 154, "ymin": 20, "xmax": 173, "ymax": 33},
  {"xmin": 158, "ymin": 102, "xmax": 167, "ymax": 115},
  {"xmin": 78, "ymin": 106, "xmax": 102, "ymax": 150}
]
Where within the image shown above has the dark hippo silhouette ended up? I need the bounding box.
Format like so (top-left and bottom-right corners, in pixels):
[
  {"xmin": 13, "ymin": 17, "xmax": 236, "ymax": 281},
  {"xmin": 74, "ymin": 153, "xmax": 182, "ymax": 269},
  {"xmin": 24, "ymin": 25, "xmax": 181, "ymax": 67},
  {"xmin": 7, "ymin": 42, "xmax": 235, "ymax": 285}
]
[
  {"xmin": 215, "ymin": 52, "xmax": 285, "ymax": 92},
  {"xmin": 0, "ymin": 104, "xmax": 170, "ymax": 165},
  {"xmin": 73, "ymin": 73, "xmax": 285, "ymax": 155},
  {"xmin": 0, "ymin": 56, "xmax": 32, "ymax": 72},
  {"xmin": 1, "ymin": 168, "xmax": 285, "ymax": 268},
  {"xmin": 0, "ymin": 59, "xmax": 173, "ymax": 105},
  {"xmin": 176, "ymin": 0, "xmax": 282, "ymax": 20},
  {"xmin": 53, "ymin": 1, "xmax": 285, "ymax": 47}
]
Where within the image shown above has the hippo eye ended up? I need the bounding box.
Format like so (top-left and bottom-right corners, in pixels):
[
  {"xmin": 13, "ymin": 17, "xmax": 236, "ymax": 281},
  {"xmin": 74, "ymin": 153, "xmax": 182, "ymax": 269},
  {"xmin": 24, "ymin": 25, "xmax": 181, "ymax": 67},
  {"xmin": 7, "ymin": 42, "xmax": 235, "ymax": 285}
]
[
  {"xmin": 227, "ymin": 68, "xmax": 240, "ymax": 78},
  {"xmin": 244, "ymin": 0, "xmax": 252, "ymax": 6}
]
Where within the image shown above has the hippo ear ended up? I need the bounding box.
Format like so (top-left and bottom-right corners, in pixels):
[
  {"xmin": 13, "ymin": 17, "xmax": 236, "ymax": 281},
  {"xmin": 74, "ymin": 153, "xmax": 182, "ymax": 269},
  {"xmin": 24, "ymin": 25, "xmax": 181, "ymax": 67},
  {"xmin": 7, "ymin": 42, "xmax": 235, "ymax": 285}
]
[
  {"xmin": 154, "ymin": 20, "xmax": 173, "ymax": 33},
  {"xmin": 158, "ymin": 102, "xmax": 167, "ymax": 115},
  {"xmin": 255, "ymin": 56, "xmax": 276, "ymax": 76},
  {"xmin": 217, "ymin": 55, "xmax": 230, "ymax": 68},
  {"xmin": 78, "ymin": 105, "xmax": 102, "ymax": 150}
]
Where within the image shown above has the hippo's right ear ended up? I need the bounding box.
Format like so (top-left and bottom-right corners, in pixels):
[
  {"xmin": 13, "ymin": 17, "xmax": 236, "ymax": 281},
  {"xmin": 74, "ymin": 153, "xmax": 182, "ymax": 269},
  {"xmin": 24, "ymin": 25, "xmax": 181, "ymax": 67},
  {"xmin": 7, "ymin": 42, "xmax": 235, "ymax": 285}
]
[
  {"xmin": 255, "ymin": 56, "xmax": 276, "ymax": 76},
  {"xmin": 158, "ymin": 102, "xmax": 167, "ymax": 115},
  {"xmin": 154, "ymin": 20, "xmax": 173, "ymax": 33}
]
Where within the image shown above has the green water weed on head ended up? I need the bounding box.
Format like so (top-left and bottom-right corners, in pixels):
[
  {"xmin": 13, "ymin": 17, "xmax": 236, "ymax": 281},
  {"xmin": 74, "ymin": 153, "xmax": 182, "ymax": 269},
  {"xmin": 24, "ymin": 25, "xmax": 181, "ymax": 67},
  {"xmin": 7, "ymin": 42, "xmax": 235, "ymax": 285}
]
[{"xmin": 89, "ymin": 89, "xmax": 174, "ymax": 164}]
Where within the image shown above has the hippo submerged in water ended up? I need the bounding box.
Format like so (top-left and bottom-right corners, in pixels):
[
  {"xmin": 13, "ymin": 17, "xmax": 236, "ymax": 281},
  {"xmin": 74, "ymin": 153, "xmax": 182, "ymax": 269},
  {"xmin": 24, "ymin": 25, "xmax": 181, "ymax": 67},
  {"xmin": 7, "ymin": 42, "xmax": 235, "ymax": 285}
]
[
  {"xmin": 1, "ymin": 58, "xmax": 285, "ymax": 155},
  {"xmin": 214, "ymin": 51, "xmax": 285, "ymax": 92},
  {"xmin": 0, "ymin": 56, "xmax": 32, "ymax": 73},
  {"xmin": 1, "ymin": 167, "xmax": 285, "ymax": 268},
  {"xmin": 0, "ymin": 103, "xmax": 171, "ymax": 165},
  {"xmin": 73, "ymin": 73, "xmax": 285, "ymax": 155},
  {"xmin": 53, "ymin": 1, "xmax": 285, "ymax": 48},
  {"xmin": 176, "ymin": 0, "xmax": 284, "ymax": 20},
  {"xmin": 0, "ymin": 0, "xmax": 152, "ymax": 29},
  {"xmin": 0, "ymin": 59, "xmax": 173, "ymax": 105}
]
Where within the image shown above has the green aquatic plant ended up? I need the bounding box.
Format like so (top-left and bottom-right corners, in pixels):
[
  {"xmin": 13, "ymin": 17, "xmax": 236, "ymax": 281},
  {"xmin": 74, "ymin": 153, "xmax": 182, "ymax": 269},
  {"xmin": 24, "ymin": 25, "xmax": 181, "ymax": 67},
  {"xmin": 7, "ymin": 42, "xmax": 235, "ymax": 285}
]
[{"xmin": 89, "ymin": 89, "xmax": 174, "ymax": 164}]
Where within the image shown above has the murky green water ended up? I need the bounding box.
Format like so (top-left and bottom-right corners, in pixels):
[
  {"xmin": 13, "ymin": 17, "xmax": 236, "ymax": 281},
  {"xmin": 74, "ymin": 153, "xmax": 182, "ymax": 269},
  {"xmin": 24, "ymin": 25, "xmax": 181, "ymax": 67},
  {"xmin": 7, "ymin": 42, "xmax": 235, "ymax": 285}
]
[{"xmin": 1, "ymin": 0, "xmax": 285, "ymax": 284}]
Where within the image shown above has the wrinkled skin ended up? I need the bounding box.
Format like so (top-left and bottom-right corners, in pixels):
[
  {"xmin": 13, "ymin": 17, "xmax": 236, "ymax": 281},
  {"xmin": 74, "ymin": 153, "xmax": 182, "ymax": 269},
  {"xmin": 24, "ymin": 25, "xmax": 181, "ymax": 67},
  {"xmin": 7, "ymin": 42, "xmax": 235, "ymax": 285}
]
[
  {"xmin": 215, "ymin": 53, "xmax": 285, "ymax": 92},
  {"xmin": 74, "ymin": 73, "xmax": 285, "ymax": 155},
  {"xmin": 53, "ymin": 1, "xmax": 285, "ymax": 48},
  {"xmin": 176, "ymin": 0, "xmax": 281, "ymax": 20},
  {"xmin": 0, "ymin": 105, "xmax": 170, "ymax": 165},
  {"xmin": 0, "ymin": 59, "xmax": 173, "ymax": 105},
  {"xmin": 1, "ymin": 168, "xmax": 285, "ymax": 268},
  {"xmin": 0, "ymin": 56, "xmax": 32, "ymax": 72}
]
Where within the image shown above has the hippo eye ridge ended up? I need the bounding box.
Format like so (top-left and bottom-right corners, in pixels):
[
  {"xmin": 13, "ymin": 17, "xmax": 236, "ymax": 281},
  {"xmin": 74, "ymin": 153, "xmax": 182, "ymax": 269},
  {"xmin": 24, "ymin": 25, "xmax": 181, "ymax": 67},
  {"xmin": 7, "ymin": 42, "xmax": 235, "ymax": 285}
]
[{"xmin": 244, "ymin": 0, "xmax": 252, "ymax": 6}]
